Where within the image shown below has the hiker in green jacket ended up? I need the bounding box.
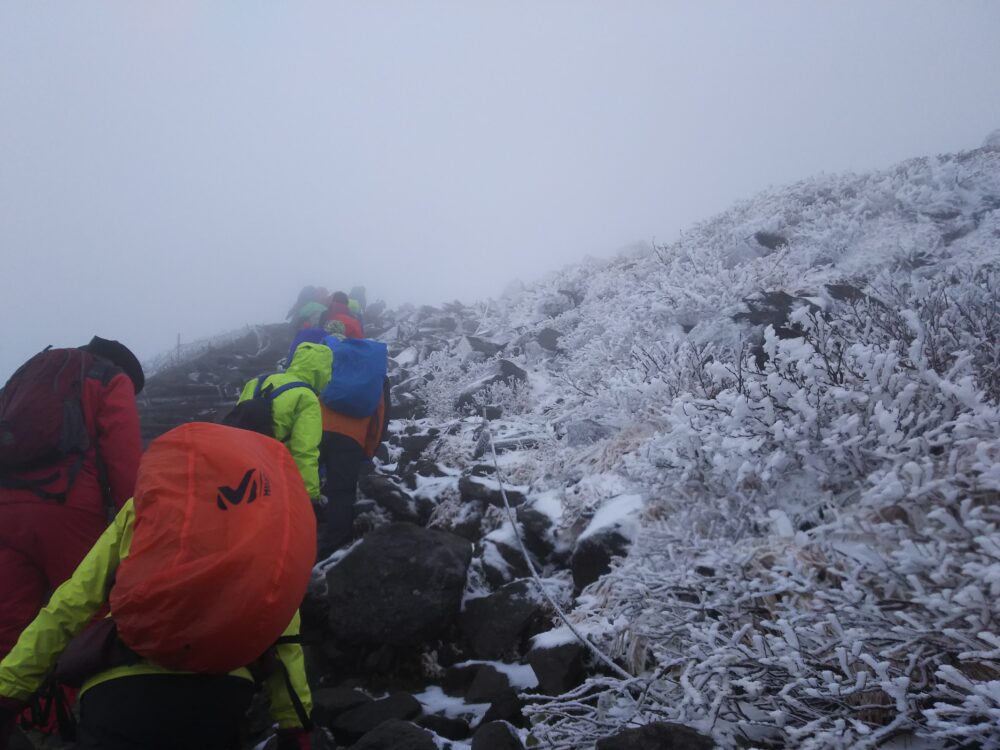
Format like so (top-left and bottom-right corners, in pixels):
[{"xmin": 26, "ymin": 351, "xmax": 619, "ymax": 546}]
[
  {"xmin": 236, "ymin": 342, "xmax": 332, "ymax": 500},
  {"xmin": 0, "ymin": 422, "xmax": 316, "ymax": 750}
]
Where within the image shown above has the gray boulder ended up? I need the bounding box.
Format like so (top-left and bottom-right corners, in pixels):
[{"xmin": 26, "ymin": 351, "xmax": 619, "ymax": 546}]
[
  {"xmin": 471, "ymin": 721, "xmax": 524, "ymax": 750},
  {"xmin": 415, "ymin": 714, "xmax": 471, "ymax": 741},
  {"xmin": 390, "ymin": 390, "xmax": 427, "ymax": 420},
  {"xmin": 515, "ymin": 505, "xmax": 559, "ymax": 563},
  {"xmin": 753, "ymin": 230, "xmax": 789, "ymax": 251},
  {"xmin": 327, "ymin": 523, "xmax": 472, "ymax": 646},
  {"xmin": 571, "ymin": 526, "xmax": 632, "ymax": 591},
  {"xmin": 459, "ymin": 475, "xmax": 527, "ymax": 508},
  {"xmin": 332, "ymin": 693, "xmax": 421, "ymax": 744},
  {"xmin": 482, "ymin": 687, "xmax": 527, "ymax": 727},
  {"xmin": 311, "ymin": 686, "xmax": 371, "ymax": 728},
  {"xmin": 527, "ymin": 642, "xmax": 585, "ymax": 696},
  {"xmin": 535, "ymin": 327, "xmax": 562, "ymax": 351},
  {"xmin": 464, "ymin": 663, "xmax": 512, "ymax": 704},
  {"xmin": 398, "ymin": 431, "xmax": 438, "ymax": 463},
  {"xmin": 357, "ymin": 473, "xmax": 430, "ymax": 524},
  {"xmin": 457, "ymin": 336, "xmax": 505, "ymax": 358},
  {"xmin": 481, "ymin": 536, "xmax": 532, "ymax": 589},
  {"xmin": 429, "ymin": 498, "xmax": 486, "ymax": 542},
  {"xmin": 460, "ymin": 580, "xmax": 544, "ymax": 660},
  {"xmin": 350, "ymin": 720, "xmax": 437, "ymax": 750}
]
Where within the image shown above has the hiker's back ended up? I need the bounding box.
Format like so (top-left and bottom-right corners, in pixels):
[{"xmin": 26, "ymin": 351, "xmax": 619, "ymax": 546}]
[
  {"xmin": 113, "ymin": 422, "xmax": 316, "ymax": 672},
  {"xmin": 0, "ymin": 337, "xmax": 143, "ymax": 667},
  {"xmin": 0, "ymin": 346, "xmax": 141, "ymax": 514},
  {"xmin": 0, "ymin": 422, "xmax": 315, "ymax": 750},
  {"xmin": 229, "ymin": 342, "xmax": 333, "ymax": 500}
]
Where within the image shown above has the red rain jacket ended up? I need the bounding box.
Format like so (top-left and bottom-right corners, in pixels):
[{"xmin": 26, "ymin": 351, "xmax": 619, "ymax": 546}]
[{"xmin": 323, "ymin": 302, "xmax": 363, "ymax": 339}]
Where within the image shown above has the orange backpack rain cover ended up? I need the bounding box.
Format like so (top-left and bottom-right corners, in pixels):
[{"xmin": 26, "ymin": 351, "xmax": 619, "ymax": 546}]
[{"xmin": 110, "ymin": 422, "xmax": 316, "ymax": 673}]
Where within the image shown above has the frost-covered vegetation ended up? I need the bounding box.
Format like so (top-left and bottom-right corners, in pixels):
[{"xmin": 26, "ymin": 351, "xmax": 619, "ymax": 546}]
[{"xmin": 409, "ymin": 139, "xmax": 1000, "ymax": 748}]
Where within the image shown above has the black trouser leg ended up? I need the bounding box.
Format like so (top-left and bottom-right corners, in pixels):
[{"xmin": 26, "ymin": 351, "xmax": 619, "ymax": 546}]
[
  {"xmin": 76, "ymin": 674, "xmax": 254, "ymax": 750},
  {"xmin": 320, "ymin": 432, "xmax": 364, "ymax": 555}
]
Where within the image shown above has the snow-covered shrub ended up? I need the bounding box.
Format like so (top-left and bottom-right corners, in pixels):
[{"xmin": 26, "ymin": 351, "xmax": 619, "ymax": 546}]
[
  {"xmin": 527, "ymin": 267, "xmax": 1000, "ymax": 749},
  {"xmin": 415, "ymin": 348, "xmax": 493, "ymax": 419},
  {"xmin": 400, "ymin": 141, "xmax": 1000, "ymax": 749}
]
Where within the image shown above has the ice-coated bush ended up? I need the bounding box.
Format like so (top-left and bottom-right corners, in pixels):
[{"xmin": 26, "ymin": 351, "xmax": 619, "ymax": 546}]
[{"xmin": 405, "ymin": 141, "xmax": 1000, "ymax": 748}]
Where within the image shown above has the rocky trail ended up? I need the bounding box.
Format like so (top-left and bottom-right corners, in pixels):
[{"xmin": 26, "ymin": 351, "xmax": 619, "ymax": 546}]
[{"xmin": 139, "ymin": 304, "xmax": 686, "ymax": 750}]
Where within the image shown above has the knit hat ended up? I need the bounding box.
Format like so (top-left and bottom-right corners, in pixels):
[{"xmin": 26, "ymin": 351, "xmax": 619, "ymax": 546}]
[
  {"xmin": 323, "ymin": 319, "xmax": 347, "ymax": 340},
  {"xmin": 80, "ymin": 336, "xmax": 145, "ymax": 394}
]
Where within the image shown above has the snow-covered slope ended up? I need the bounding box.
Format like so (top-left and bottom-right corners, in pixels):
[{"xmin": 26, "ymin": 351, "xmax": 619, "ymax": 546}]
[{"xmin": 401, "ymin": 137, "xmax": 1000, "ymax": 748}]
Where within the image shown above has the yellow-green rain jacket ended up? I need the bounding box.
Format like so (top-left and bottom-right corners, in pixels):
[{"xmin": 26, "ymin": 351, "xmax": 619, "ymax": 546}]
[
  {"xmin": 0, "ymin": 500, "xmax": 313, "ymax": 730},
  {"xmin": 239, "ymin": 342, "xmax": 332, "ymax": 499}
]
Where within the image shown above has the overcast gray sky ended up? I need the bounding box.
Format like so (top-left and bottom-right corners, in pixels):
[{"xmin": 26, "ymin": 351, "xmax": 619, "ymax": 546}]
[{"xmin": 2, "ymin": 1, "xmax": 999, "ymax": 380}]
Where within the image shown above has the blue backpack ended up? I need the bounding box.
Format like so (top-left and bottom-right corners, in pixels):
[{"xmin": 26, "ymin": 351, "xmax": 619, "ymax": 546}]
[{"xmin": 320, "ymin": 338, "xmax": 388, "ymax": 418}]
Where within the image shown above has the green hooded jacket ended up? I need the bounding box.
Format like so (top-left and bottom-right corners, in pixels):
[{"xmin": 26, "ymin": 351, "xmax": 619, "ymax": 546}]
[{"xmin": 238, "ymin": 342, "xmax": 332, "ymax": 498}]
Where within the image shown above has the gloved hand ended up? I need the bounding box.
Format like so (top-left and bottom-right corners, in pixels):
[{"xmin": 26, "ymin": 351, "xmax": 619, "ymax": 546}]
[
  {"xmin": 0, "ymin": 696, "xmax": 26, "ymax": 750},
  {"xmin": 276, "ymin": 727, "xmax": 311, "ymax": 750}
]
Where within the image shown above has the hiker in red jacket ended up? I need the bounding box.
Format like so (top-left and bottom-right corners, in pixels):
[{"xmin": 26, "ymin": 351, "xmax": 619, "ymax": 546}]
[
  {"xmin": 0, "ymin": 337, "xmax": 144, "ymax": 660},
  {"xmin": 323, "ymin": 291, "xmax": 364, "ymax": 339}
]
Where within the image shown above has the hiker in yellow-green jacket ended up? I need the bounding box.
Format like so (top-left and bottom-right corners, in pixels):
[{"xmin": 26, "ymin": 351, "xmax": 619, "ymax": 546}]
[
  {"xmin": 0, "ymin": 499, "xmax": 313, "ymax": 750},
  {"xmin": 236, "ymin": 342, "xmax": 333, "ymax": 501}
]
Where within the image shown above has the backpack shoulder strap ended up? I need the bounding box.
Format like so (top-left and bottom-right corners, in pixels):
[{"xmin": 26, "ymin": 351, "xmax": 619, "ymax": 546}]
[
  {"xmin": 252, "ymin": 374, "xmax": 271, "ymax": 398},
  {"xmin": 266, "ymin": 381, "xmax": 313, "ymax": 400},
  {"xmin": 277, "ymin": 655, "xmax": 314, "ymax": 731}
]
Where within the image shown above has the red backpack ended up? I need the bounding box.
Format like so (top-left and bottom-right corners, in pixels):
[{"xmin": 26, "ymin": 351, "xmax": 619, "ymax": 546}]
[
  {"xmin": 110, "ymin": 422, "xmax": 316, "ymax": 673},
  {"xmin": 0, "ymin": 348, "xmax": 102, "ymax": 498}
]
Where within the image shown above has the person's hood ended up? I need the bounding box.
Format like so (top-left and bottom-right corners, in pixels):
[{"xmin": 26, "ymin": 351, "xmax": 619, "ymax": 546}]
[
  {"xmin": 285, "ymin": 342, "xmax": 332, "ymax": 392},
  {"xmin": 80, "ymin": 336, "xmax": 145, "ymax": 394}
]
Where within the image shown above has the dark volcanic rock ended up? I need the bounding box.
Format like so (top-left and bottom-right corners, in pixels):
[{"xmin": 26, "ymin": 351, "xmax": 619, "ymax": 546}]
[
  {"xmin": 571, "ymin": 527, "xmax": 632, "ymax": 591},
  {"xmin": 461, "ymin": 580, "xmax": 543, "ymax": 660},
  {"xmin": 464, "ymin": 664, "xmax": 511, "ymax": 704},
  {"xmin": 825, "ymin": 283, "xmax": 867, "ymax": 302},
  {"xmin": 481, "ymin": 536, "xmax": 532, "ymax": 589},
  {"xmin": 482, "ymin": 687, "xmax": 527, "ymax": 727},
  {"xmin": 358, "ymin": 473, "xmax": 423, "ymax": 523},
  {"xmin": 416, "ymin": 713, "xmax": 471, "ymax": 741},
  {"xmin": 332, "ymin": 693, "xmax": 421, "ymax": 743},
  {"xmin": 441, "ymin": 662, "xmax": 481, "ymax": 696},
  {"xmin": 350, "ymin": 719, "xmax": 437, "ymax": 750},
  {"xmin": 430, "ymin": 499, "xmax": 485, "ymax": 542},
  {"xmin": 390, "ymin": 389, "xmax": 427, "ymax": 420},
  {"xmin": 753, "ymin": 230, "xmax": 789, "ymax": 251},
  {"xmin": 535, "ymin": 327, "xmax": 562, "ymax": 351},
  {"xmin": 471, "ymin": 721, "xmax": 524, "ymax": 750},
  {"xmin": 327, "ymin": 523, "xmax": 472, "ymax": 647},
  {"xmin": 459, "ymin": 475, "xmax": 527, "ymax": 507},
  {"xmin": 399, "ymin": 432, "xmax": 437, "ymax": 463},
  {"xmin": 312, "ymin": 686, "xmax": 372, "ymax": 728},
  {"xmin": 459, "ymin": 336, "xmax": 504, "ymax": 358},
  {"xmin": 527, "ymin": 642, "xmax": 585, "ymax": 696},
  {"xmin": 515, "ymin": 506, "xmax": 557, "ymax": 563},
  {"xmin": 596, "ymin": 721, "xmax": 714, "ymax": 750}
]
